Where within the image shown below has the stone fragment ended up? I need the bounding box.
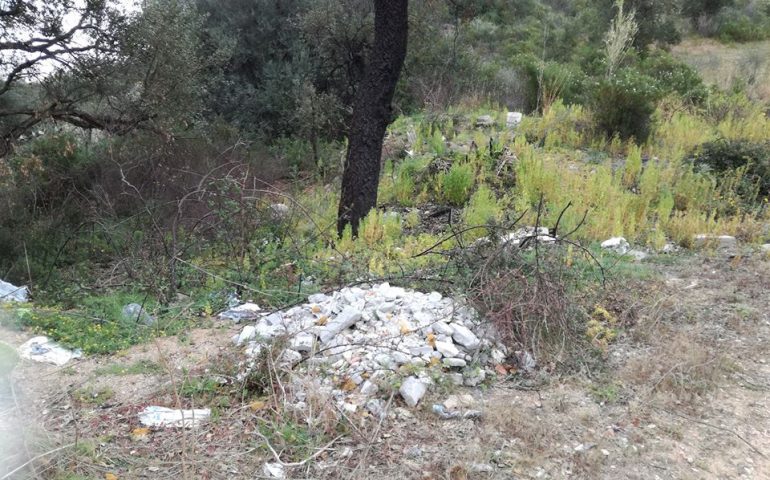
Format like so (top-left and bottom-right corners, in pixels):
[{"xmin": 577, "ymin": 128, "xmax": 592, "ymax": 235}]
[
  {"xmin": 451, "ymin": 324, "xmax": 481, "ymax": 350},
  {"xmin": 443, "ymin": 358, "xmax": 467, "ymax": 368},
  {"xmin": 506, "ymin": 111, "xmax": 523, "ymax": 127},
  {"xmin": 399, "ymin": 376, "xmax": 427, "ymax": 407},
  {"xmin": 435, "ymin": 340, "xmax": 460, "ymax": 358},
  {"xmin": 290, "ymin": 332, "xmax": 315, "ymax": 352},
  {"xmin": 601, "ymin": 237, "xmax": 630, "ymax": 255},
  {"xmin": 319, "ymin": 306, "xmax": 362, "ymax": 343}
]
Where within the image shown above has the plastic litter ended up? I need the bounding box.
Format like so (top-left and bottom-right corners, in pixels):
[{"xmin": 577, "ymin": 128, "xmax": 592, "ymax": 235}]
[
  {"xmin": 18, "ymin": 336, "xmax": 82, "ymax": 366},
  {"xmin": 262, "ymin": 462, "xmax": 286, "ymax": 478},
  {"xmin": 0, "ymin": 279, "xmax": 28, "ymax": 303},
  {"xmin": 219, "ymin": 302, "xmax": 262, "ymax": 322},
  {"xmin": 138, "ymin": 406, "xmax": 211, "ymax": 428}
]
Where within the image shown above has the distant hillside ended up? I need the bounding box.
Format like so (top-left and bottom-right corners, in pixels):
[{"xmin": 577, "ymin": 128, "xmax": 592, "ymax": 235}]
[{"xmin": 673, "ymin": 39, "xmax": 770, "ymax": 104}]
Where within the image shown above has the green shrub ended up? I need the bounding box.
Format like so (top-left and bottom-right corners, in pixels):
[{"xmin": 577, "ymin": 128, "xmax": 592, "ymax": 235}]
[
  {"xmin": 640, "ymin": 52, "xmax": 709, "ymax": 105},
  {"xmin": 689, "ymin": 138, "xmax": 770, "ymax": 199},
  {"xmin": 440, "ymin": 162, "xmax": 475, "ymax": 206},
  {"xmin": 715, "ymin": 7, "xmax": 770, "ymax": 42},
  {"xmin": 591, "ymin": 68, "xmax": 662, "ymax": 141}
]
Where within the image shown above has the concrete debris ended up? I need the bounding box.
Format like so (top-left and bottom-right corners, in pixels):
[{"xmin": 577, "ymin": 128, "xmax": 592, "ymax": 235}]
[
  {"xmin": 400, "ymin": 376, "xmax": 428, "ymax": 407},
  {"xmin": 138, "ymin": 406, "xmax": 210, "ymax": 428},
  {"xmin": 600, "ymin": 237, "xmax": 630, "ymax": 255},
  {"xmin": 233, "ymin": 283, "xmax": 507, "ymax": 410},
  {"xmin": 18, "ymin": 336, "xmax": 82, "ymax": 366},
  {"xmin": 0, "ymin": 279, "xmax": 28, "ymax": 303},
  {"xmin": 506, "ymin": 111, "xmax": 524, "ymax": 127}
]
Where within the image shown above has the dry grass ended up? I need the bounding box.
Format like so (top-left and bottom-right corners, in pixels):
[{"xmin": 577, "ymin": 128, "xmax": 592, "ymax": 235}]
[{"xmin": 673, "ymin": 38, "xmax": 770, "ymax": 103}]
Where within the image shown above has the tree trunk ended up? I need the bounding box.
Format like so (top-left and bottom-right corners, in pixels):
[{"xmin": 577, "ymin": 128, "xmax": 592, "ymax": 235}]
[{"xmin": 337, "ymin": 0, "xmax": 409, "ymax": 237}]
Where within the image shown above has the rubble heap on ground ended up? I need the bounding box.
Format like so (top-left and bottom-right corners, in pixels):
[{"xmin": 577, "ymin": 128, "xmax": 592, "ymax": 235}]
[{"xmin": 226, "ymin": 283, "xmax": 509, "ymax": 409}]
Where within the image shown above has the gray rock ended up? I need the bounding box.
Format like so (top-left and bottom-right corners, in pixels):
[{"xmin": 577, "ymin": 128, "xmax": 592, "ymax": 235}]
[
  {"xmin": 601, "ymin": 237, "xmax": 630, "ymax": 255},
  {"xmin": 0, "ymin": 279, "xmax": 28, "ymax": 303},
  {"xmin": 451, "ymin": 324, "xmax": 481, "ymax": 350},
  {"xmin": 692, "ymin": 234, "xmax": 737, "ymax": 250},
  {"xmin": 399, "ymin": 376, "xmax": 427, "ymax": 407},
  {"xmin": 319, "ymin": 306, "xmax": 362, "ymax": 343},
  {"xmin": 447, "ymin": 373, "xmax": 464, "ymax": 386},
  {"xmin": 463, "ymin": 368, "xmax": 486, "ymax": 387},
  {"xmin": 761, "ymin": 244, "xmax": 770, "ymax": 253},
  {"xmin": 360, "ymin": 380, "xmax": 379, "ymax": 395},
  {"xmin": 121, "ymin": 303, "xmax": 155, "ymax": 326},
  {"xmin": 366, "ymin": 399, "xmax": 386, "ymax": 419}
]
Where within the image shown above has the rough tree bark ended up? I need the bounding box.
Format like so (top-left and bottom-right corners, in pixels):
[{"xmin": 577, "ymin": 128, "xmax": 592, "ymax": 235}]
[{"xmin": 337, "ymin": 0, "xmax": 409, "ymax": 237}]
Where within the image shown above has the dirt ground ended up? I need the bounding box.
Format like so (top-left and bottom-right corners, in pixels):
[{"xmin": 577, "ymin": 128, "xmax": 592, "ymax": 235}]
[{"xmin": 1, "ymin": 252, "xmax": 769, "ymax": 479}]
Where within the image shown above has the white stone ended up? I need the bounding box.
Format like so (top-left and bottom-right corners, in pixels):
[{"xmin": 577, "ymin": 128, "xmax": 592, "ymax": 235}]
[
  {"xmin": 319, "ymin": 306, "xmax": 362, "ymax": 343},
  {"xmin": 400, "ymin": 377, "xmax": 428, "ymax": 407},
  {"xmin": 443, "ymin": 358, "xmax": 467, "ymax": 368},
  {"xmin": 761, "ymin": 244, "xmax": 770, "ymax": 253},
  {"xmin": 626, "ymin": 249, "xmax": 648, "ymax": 261},
  {"xmin": 269, "ymin": 203, "xmax": 290, "ymax": 221},
  {"xmin": 290, "ymin": 332, "xmax": 315, "ymax": 352},
  {"xmin": 263, "ymin": 462, "xmax": 286, "ymax": 478},
  {"xmin": 506, "ymin": 111, "xmax": 524, "ymax": 127},
  {"xmin": 427, "ymin": 291, "xmax": 443, "ymax": 303},
  {"xmin": 432, "ymin": 321, "xmax": 454, "ymax": 336},
  {"xmin": 601, "ymin": 237, "xmax": 630, "ymax": 255},
  {"xmin": 307, "ymin": 293, "xmax": 329, "ymax": 304},
  {"xmin": 360, "ymin": 380, "xmax": 379, "ymax": 396},
  {"xmin": 435, "ymin": 340, "xmax": 460, "ymax": 358},
  {"xmin": 451, "ymin": 324, "xmax": 481, "ymax": 350},
  {"xmin": 235, "ymin": 325, "xmax": 256, "ymax": 345}
]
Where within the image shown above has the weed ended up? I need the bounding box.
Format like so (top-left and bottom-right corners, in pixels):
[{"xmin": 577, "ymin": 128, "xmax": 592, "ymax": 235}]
[
  {"xmin": 72, "ymin": 386, "xmax": 114, "ymax": 406},
  {"xmin": 440, "ymin": 162, "xmax": 475, "ymax": 206},
  {"xmin": 95, "ymin": 360, "xmax": 163, "ymax": 376}
]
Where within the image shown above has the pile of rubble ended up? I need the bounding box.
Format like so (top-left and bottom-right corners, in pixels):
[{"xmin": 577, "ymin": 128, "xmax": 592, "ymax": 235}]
[{"xmin": 225, "ymin": 283, "xmax": 511, "ymax": 409}]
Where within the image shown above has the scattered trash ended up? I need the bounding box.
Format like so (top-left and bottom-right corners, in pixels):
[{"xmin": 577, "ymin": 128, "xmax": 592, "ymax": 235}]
[
  {"xmin": 0, "ymin": 279, "xmax": 28, "ymax": 303},
  {"xmin": 432, "ymin": 404, "xmax": 461, "ymax": 420},
  {"xmin": 18, "ymin": 336, "xmax": 82, "ymax": 366},
  {"xmin": 262, "ymin": 462, "xmax": 286, "ymax": 478},
  {"xmin": 219, "ymin": 302, "xmax": 262, "ymax": 323},
  {"xmin": 138, "ymin": 406, "xmax": 211, "ymax": 428},
  {"xmin": 121, "ymin": 303, "xmax": 155, "ymax": 326}
]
